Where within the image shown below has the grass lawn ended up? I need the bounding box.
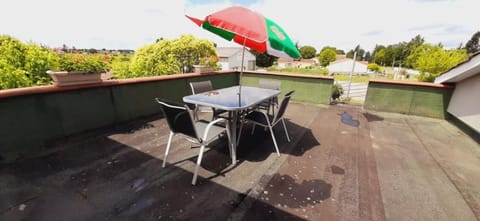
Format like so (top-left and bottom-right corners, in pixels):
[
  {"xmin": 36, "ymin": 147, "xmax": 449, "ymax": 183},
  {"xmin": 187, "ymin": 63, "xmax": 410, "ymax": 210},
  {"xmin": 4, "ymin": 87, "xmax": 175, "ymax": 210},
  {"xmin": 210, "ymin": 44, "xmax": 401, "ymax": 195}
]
[
  {"xmin": 266, "ymin": 66, "xmax": 420, "ymax": 83},
  {"xmin": 333, "ymin": 74, "xmax": 371, "ymax": 83}
]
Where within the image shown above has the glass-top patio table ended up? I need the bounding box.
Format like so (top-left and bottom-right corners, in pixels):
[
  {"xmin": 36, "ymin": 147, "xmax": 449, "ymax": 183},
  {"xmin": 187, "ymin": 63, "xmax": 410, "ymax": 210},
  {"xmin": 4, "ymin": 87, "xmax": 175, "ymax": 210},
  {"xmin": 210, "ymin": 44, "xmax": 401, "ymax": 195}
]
[{"xmin": 183, "ymin": 85, "xmax": 281, "ymax": 165}]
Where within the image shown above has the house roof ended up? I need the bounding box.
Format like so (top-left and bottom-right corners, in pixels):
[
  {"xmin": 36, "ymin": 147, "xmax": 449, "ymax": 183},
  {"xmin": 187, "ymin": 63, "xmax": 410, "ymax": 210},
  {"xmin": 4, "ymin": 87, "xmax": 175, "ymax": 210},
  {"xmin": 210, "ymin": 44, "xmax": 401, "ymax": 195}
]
[
  {"xmin": 277, "ymin": 58, "xmax": 315, "ymax": 64},
  {"xmin": 216, "ymin": 47, "xmax": 245, "ymax": 58},
  {"xmin": 434, "ymin": 52, "xmax": 480, "ymax": 83},
  {"xmin": 329, "ymin": 58, "xmax": 368, "ymax": 66}
]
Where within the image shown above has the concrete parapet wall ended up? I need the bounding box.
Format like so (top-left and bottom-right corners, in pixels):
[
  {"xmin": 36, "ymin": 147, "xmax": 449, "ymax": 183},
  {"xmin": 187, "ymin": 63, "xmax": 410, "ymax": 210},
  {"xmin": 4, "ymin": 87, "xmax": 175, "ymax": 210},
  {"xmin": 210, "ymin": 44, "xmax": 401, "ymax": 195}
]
[
  {"xmin": 241, "ymin": 71, "xmax": 334, "ymax": 105},
  {"xmin": 364, "ymin": 79, "xmax": 454, "ymax": 119},
  {"xmin": 0, "ymin": 72, "xmax": 237, "ymax": 162}
]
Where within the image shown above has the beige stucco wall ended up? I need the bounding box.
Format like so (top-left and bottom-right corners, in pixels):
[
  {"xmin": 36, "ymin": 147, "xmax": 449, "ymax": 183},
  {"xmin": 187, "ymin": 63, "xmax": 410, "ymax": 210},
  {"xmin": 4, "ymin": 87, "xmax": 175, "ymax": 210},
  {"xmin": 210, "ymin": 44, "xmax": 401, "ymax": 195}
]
[
  {"xmin": 227, "ymin": 50, "xmax": 256, "ymax": 71},
  {"xmin": 447, "ymin": 74, "xmax": 480, "ymax": 133}
]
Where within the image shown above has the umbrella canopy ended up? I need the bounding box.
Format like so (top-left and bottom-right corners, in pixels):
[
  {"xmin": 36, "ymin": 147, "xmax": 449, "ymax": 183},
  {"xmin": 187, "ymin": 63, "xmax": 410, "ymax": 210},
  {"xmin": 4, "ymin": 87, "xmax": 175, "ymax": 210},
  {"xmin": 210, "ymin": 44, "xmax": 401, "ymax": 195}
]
[{"xmin": 186, "ymin": 6, "xmax": 301, "ymax": 60}]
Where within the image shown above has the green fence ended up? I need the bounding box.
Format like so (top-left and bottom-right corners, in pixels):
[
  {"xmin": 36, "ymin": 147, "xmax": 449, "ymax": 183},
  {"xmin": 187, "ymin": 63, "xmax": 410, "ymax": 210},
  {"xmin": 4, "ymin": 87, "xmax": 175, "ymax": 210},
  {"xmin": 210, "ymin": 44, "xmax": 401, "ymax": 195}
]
[
  {"xmin": 364, "ymin": 80, "xmax": 454, "ymax": 119},
  {"xmin": 241, "ymin": 71, "xmax": 333, "ymax": 105}
]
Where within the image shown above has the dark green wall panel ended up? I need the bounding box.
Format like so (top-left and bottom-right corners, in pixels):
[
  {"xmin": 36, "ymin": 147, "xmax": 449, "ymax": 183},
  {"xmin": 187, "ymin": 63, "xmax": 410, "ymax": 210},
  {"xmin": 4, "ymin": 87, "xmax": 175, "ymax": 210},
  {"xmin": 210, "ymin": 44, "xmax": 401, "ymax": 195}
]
[
  {"xmin": 364, "ymin": 82, "xmax": 453, "ymax": 119},
  {"xmin": 241, "ymin": 73, "xmax": 333, "ymax": 104},
  {"xmin": 0, "ymin": 73, "xmax": 238, "ymax": 163}
]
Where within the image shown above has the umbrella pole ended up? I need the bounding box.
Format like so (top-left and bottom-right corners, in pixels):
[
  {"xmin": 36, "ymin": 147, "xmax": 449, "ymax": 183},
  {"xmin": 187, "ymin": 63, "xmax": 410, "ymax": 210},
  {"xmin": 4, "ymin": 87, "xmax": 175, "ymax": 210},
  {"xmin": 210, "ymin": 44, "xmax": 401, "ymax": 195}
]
[
  {"xmin": 238, "ymin": 38, "xmax": 247, "ymax": 106},
  {"xmin": 240, "ymin": 38, "xmax": 247, "ymax": 86}
]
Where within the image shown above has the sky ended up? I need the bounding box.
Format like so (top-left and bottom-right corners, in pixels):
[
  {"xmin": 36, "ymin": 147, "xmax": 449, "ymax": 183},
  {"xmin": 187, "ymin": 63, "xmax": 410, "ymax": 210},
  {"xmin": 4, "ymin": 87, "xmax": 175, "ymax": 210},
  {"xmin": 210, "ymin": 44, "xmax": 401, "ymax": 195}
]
[{"xmin": 1, "ymin": 0, "xmax": 476, "ymax": 52}]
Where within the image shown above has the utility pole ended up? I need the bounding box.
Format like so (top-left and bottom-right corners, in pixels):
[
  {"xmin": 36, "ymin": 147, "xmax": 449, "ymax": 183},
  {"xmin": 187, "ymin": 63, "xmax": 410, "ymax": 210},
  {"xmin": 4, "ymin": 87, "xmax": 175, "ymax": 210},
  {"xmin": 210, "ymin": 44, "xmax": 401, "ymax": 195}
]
[
  {"xmin": 346, "ymin": 51, "xmax": 357, "ymax": 98},
  {"xmin": 392, "ymin": 58, "xmax": 396, "ymax": 79}
]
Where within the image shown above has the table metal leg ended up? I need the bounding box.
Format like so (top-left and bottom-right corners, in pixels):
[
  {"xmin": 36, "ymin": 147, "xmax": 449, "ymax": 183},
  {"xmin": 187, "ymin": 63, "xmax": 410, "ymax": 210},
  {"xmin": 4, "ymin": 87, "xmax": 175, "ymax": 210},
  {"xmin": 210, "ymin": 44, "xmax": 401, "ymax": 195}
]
[{"xmin": 228, "ymin": 111, "xmax": 238, "ymax": 165}]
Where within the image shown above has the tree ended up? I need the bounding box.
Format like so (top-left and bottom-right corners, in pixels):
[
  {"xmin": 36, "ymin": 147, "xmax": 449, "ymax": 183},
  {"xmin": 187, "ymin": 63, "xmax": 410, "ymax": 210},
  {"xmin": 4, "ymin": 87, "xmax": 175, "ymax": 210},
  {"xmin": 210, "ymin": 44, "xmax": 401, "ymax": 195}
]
[
  {"xmin": 250, "ymin": 50, "xmax": 276, "ymax": 67},
  {"xmin": 318, "ymin": 48, "xmax": 337, "ymax": 66},
  {"xmin": 465, "ymin": 31, "xmax": 480, "ymax": 54},
  {"xmin": 403, "ymin": 35, "xmax": 425, "ymax": 67},
  {"xmin": 379, "ymin": 43, "xmax": 407, "ymax": 66},
  {"xmin": 346, "ymin": 45, "xmax": 365, "ymax": 60},
  {"xmin": 406, "ymin": 44, "xmax": 435, "ymax": 69},
  {"xmin": 0, "ymin": 35, "xmax": 59, "ymax": 89},
  {"xmin": 320, "ymin": 46, "xmax": 336, "ymax": 52},
  {"xmin": 408, "ymin": 44, "xmax": 468, "ymax": 82},
  {"xmin": 372, "ymin": 44, "xmax": 386, "ymax": 64},
  {"xmin": 129, "ymin": 35, "xmax": 217, "ymax": 77},
  {"xmin": 405, "ymin": 35, "xmax": 424, "ymax": 56},
  {"xmin": 299, "ymin": 45, "xmax": 316, "ymax": 59},
  {"xmin": 62, "ymin": 44, "xmax": 68, "ymax": 53},
  {"xmin": 364, "ymin": 51, "xmax": 372, "ymax": 62},
  {"xmin": 374, "ymin": 49, "xmax": 386, "ymax": 65},
  {"xmin": 346, "ymin": 50, "xmax": 354, "ymax": 59}
]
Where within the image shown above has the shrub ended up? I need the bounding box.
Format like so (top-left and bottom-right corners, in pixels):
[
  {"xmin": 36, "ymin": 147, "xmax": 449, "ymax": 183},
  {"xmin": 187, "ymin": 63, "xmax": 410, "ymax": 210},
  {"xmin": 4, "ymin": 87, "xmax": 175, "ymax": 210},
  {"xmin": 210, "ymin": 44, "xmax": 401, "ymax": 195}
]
[
  {"xmin": 129, "ymin": 35, "xmax": 217, "ymax": 77},
  {"xmin": 331, "ymin": 83, "xmax": 344, "ymax": 101},
  {"xmin": 111, "ymin": 59, "xmax": 132, "ymax": 79},
  {"xmin": 367, "ymin": 63, "xmax": 381, "ymax": 72},
  {"xmin": 56, "ymin": 53, "xmax": 111, "ymax": 73}
]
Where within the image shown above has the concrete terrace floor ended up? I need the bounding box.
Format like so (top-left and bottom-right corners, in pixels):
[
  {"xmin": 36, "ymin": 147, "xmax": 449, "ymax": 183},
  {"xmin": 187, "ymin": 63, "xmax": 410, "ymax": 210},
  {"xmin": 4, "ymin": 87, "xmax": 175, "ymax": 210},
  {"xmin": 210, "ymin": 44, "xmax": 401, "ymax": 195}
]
[{"xmin": 1, "ymin": 103, "xmax": 479, "ymax": 221}]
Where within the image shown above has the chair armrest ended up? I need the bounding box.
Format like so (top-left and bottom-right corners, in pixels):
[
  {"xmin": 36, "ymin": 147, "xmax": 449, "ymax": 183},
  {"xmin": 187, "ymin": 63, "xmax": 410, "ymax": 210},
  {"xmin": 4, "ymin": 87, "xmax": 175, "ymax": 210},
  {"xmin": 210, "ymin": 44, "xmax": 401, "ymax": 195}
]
[{"xmin": 202, "ymin": 118, "xmax": 228, "ymax": 141}]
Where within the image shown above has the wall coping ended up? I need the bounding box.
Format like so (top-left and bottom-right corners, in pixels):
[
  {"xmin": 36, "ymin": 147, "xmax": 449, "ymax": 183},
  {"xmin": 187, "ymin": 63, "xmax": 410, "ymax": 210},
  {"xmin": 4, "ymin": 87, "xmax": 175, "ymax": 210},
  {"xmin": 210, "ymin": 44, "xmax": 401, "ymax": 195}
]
[
  {"xmin": 369, "ymin": 79, "xmax": 454, "ymax": 89},
  {"xmin": 0, "ymin": 70, "xmax": 335, "ymax": 99},
  {"xmin": 0, "ymin": 71, "xmax": 236, "ymax": 99},
  {"xmin": 243, "ymin": 71, "xmax": 334, "ymax": 80}
]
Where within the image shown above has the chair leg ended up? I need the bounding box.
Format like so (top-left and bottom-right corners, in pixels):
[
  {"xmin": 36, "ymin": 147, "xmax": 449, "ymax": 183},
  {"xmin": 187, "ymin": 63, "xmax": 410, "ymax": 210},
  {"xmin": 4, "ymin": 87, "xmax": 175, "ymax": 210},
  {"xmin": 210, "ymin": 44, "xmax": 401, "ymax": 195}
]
[
  {"xmin": 281, "ymin": 118, "xmax": 291, "ymax": 142},
  {"xmin": 251, "ymin": 124, "xmax": 256, "ymax": 135},
  {"xmin": 163, "ymin": 132, "xmax": 174, "ymax": 168},
  {"xmin": 192, "ymin": 144, "xmax": 206, "ymax": 185},
  {"xmin": 268, "ymin": 126, "xmax": 280, "ymax": 156}
]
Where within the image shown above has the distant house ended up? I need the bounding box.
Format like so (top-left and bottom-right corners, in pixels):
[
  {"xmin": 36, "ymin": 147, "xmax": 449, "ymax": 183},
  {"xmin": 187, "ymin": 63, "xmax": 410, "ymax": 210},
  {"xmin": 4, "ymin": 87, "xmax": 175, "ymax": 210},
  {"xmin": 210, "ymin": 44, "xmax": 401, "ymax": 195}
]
[
  {"xmin": 393, "ymin": 67, "xmax": 420, "ymax": 76},
  {"xmin": 434, "ymin": 52, "xmax": 480, "ymax": 134},
  {"xmin": 277, "ymin": 58, "xmax": 317, "ymax": 69},
  {"xmin": 326, "ymin": 58, "xmax": 368, "ymax": 74},
  {"xmin": 216, "ymin": 47, "xmax": 256, "ymax": 71}
]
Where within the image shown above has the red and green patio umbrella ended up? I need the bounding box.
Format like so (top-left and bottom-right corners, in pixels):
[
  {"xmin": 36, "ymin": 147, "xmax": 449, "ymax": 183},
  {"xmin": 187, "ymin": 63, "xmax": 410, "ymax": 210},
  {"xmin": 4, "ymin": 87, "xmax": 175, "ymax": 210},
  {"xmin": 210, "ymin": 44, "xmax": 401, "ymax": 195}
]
[{"xmin": 186, "ymin": 6, "xmax": 301, "ymax": 63}]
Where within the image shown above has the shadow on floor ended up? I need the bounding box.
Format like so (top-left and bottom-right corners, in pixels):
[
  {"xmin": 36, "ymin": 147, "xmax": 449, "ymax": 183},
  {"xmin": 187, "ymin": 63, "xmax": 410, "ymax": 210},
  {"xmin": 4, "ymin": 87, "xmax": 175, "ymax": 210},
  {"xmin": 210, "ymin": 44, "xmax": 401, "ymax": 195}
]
[
  {"xmin": 363, "ymin": 112, "xmax": 384, "ymax": 122},
  {"xmin": 0, "ymin": 115, "xmax": 318, "ymax": 221}
]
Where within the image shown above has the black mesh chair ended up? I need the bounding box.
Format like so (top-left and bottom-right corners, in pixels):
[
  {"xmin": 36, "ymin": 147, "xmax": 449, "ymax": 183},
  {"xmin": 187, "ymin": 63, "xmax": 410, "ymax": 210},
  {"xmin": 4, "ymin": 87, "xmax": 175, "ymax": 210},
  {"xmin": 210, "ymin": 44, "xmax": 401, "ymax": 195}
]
[
  {"xmin": 238, "ymin": 90, "xmax": 294, "ymax": 156},
  {"xmin": 155, "ymin": 98, "xmax": 231, "ymax": 185},
  {"xmin": 257, "ymin": 79, "xmax": 281, "ymax": 115},
  {"xmin": 189, "ymin": 80, "xmax": 226, "ymax": 120}
]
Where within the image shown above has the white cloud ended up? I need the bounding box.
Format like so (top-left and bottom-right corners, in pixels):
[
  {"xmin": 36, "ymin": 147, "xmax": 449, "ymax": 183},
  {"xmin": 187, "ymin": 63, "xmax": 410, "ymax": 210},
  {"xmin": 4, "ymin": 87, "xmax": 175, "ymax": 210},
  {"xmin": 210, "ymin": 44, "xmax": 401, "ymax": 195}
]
[{"xmin": 1, "ymin": 0, "xmax": 476, "ymax": 51}]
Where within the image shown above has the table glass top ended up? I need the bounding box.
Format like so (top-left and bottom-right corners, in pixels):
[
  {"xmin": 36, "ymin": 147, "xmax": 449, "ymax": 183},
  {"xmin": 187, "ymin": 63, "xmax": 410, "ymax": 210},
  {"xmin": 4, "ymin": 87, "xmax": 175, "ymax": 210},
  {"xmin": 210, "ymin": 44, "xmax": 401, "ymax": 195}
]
[{"xmin": 183, "ymin": 86, "xmax": 280, "ymax": 110}]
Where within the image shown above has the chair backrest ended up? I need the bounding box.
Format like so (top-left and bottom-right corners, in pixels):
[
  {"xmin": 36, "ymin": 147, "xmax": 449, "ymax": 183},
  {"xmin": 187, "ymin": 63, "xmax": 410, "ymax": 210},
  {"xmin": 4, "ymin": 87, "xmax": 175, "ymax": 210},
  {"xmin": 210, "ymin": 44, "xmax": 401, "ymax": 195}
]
[
  {"xmin": 155, "ymin": 98, "xmax": 200, "ymax": 141},
  {"xmin": 259, "ymin": 79, "xmax": 281, "ymax": 91},
  {"xmin": 190, "ymin": 80, "xmax": 213, "ymax": 94},
  {"xmin": 273, "ymin": 90, "xmax": 295, "ymax": 123}
]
